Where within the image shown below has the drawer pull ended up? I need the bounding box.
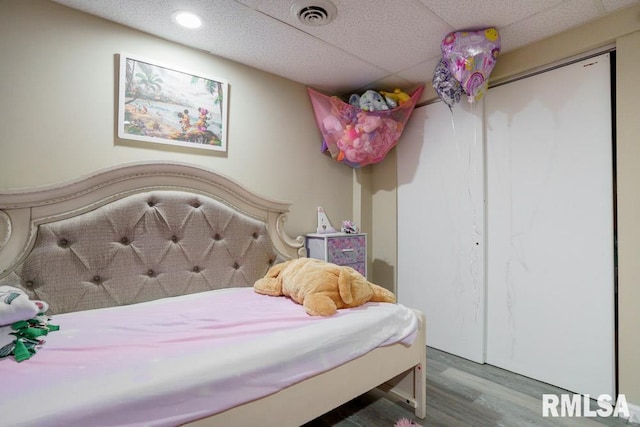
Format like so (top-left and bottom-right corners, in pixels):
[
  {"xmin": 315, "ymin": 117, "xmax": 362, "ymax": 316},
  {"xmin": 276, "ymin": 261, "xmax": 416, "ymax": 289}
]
[{"xmin": 341, "ymin": 249, "xmax": 354, "ymax": 252}]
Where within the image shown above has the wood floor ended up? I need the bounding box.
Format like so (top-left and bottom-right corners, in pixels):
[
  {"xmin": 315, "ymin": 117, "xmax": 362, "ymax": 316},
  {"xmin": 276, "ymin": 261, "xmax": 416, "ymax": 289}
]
[{"xmin": 304, "ymin": 347, "xmax": 639, "ymax": 427}]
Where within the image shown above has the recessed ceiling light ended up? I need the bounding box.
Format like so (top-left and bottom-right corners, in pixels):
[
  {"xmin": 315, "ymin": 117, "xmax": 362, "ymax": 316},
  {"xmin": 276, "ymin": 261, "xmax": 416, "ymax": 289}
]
[{"xmin": 172, "ymin": 11, "xmax": 202, "ymax": 29}]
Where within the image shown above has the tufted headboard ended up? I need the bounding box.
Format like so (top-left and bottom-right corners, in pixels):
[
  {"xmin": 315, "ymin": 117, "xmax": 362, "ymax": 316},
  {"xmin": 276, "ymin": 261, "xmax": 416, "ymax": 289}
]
[{"xmin": 0, "ymin": 162, "xmax": 304, "ymax": 314}]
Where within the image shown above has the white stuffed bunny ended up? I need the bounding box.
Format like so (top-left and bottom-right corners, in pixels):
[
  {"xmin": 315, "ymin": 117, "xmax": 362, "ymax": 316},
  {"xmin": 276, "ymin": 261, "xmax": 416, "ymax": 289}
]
[
  {"xmin": 0, "ymin": 286, "xmax": 54, "ymax": 362},
  {"xmin": 0, "ymin": 286, "xmax": 49, "ymax": 327}
]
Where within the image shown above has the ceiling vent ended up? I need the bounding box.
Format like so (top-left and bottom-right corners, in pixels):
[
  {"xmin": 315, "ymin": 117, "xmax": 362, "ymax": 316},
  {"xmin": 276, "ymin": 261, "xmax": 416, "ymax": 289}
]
[{"xmin": 290, "ymin": 0, "xmax": 337, "ymax": 26}]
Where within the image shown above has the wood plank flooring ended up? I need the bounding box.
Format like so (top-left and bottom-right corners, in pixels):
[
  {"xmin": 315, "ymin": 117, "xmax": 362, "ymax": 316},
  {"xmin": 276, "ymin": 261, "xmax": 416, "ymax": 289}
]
[{"xmin": 303, "ymin": 347, "xmax": 639, "ymax": 427}]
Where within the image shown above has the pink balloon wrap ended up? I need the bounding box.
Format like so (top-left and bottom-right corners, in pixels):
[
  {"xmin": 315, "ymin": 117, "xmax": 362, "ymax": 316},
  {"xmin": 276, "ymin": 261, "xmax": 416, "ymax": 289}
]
[
  {"xmin": 441, "ymin": 28, "xmax": 501, "ymax": 103},
  {"xmin": 307, "ymin": 86, "xmax": 423, "ymax": 167}
]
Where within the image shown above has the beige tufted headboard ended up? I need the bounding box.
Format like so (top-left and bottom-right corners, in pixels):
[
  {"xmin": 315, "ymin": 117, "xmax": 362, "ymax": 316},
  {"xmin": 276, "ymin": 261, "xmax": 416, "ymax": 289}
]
[{"xmin": 0, "ymin": 162, "xmax": 304, "ymax": 314}]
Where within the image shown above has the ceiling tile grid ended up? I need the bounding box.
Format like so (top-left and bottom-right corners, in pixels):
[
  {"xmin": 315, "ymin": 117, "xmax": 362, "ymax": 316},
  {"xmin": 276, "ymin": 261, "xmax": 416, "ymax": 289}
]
[
  {"xmin": 498, "ymin": 0, "xmax": 605, "ymax": 52},
  {"xmin": 51, "ymin": 0, "xmax": 640, "ymax": 93},
  {"xmin": 419, "ymin": 0, "xmax": 563, "ymax": 29},
  {"xmin": 241, "ymin": 0, "xmax": 453, "ymax": 74}
]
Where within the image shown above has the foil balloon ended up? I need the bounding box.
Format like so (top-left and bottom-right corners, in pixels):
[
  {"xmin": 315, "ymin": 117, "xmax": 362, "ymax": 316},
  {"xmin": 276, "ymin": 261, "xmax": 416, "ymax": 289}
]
[
  {"xmin": 432, "ymin": 58, "xmax": 462, "ymax": 109},
  {"xmin": 441, "ymin": 27, "xmax": 501, "ymax": 103}
]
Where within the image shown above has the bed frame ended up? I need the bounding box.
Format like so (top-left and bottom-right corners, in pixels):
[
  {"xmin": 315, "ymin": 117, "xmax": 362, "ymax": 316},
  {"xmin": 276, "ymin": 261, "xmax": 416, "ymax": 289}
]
[{"xmin": 0, "ymin": 161, "xmax": 425, "ymax": 426}]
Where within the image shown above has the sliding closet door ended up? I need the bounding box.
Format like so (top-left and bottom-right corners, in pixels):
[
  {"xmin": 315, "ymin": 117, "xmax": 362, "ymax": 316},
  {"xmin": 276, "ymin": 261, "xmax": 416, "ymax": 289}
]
[
  {"xmin": 485, "ymin": 53, "xmax": 615, "ymax": 396},
  {"xmin": 398, "ymin": 101, "xmax": 485, "ymax": 363}
]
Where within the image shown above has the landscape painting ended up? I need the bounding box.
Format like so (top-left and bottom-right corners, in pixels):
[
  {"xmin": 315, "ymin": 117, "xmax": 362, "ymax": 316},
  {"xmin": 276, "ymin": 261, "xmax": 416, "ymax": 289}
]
[{"xmin": 118, "ymin": 53, "xmax": 227, "ymax": 152}]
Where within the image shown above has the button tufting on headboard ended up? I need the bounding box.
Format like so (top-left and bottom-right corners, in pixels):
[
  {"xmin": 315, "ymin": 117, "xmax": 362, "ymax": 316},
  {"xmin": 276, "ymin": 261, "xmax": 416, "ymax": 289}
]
[{"xmin": 1, "ymin": 190, "xmax": 288, "ymax": 314}]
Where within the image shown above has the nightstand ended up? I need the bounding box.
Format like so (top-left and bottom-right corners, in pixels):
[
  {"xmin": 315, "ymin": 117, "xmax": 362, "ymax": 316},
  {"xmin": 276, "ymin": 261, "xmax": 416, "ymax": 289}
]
[{"xmin": 305, "ymin": 233, "xmax": 367, "ymax": 276}]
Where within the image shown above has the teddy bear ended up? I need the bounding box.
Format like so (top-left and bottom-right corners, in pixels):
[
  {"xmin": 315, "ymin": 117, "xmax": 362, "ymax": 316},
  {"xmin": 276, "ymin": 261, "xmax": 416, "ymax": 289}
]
[{"xmin": 254, "ymin": 258, "xmax": 396, "ymax": 316}]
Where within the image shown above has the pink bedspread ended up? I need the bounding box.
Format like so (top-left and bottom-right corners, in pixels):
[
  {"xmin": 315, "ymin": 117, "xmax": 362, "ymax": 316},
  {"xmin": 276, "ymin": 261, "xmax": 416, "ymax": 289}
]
[{"xmin": 0, "ymin": 287, "xmax": 418, "ymax": 426}]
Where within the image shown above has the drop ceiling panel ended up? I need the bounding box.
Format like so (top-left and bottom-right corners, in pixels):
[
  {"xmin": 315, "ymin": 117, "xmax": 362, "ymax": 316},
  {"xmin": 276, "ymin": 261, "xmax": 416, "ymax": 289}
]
[
  {"xmin": 394, "ymin": 56, "xmax": 442, "ymax": 91},
  {"xmin": 242, "ymin": 0, "xmax": 453, "ymax": 74},
  {"xmin": 419, "ymin": 0, "xmax": 563, "ymax": 29},
  {"xmin": 498, "ymin": 0, "xmax": 604, "ymax": 52},
  {"xmin": 51, "ymin": 0, "xmax": 640, "ymax": 93},
  {"xmin": 194, "ymin": 1, "xmax": 391, "ymax": 92}
]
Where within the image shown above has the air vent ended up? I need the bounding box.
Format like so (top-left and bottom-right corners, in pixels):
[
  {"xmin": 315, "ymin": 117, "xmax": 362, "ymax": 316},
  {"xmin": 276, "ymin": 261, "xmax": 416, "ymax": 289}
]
[{"xmin": 290, "ymin": 0, "xmax": 337, "ymax": 26}]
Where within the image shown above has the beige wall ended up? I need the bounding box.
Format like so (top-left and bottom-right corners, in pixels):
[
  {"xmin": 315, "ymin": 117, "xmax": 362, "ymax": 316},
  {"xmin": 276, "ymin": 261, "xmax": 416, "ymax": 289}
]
[
  {"xmin": 370, "ymin": 4, "xmax": 640, "ymax": 405},
  {"xmin": 0, "ymin": 0, "xmax": 353, "ymax": 238},
  {"xmin": 3, "ymin": 0, "xmax": 639, "ymax": 407}
]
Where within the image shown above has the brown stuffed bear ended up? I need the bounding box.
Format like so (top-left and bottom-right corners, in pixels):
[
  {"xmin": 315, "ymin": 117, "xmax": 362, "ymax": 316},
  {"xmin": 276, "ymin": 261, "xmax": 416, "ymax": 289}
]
[{"xmin": 254, "ymin": 257, "xmax": 396, "ymax": 316}]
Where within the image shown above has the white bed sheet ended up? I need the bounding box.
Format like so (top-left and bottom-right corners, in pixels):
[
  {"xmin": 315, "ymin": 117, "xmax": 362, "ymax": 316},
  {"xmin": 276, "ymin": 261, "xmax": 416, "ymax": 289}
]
[{"xmin": 0, "ymin": 287, "xmax": 418, "ymax": 427}]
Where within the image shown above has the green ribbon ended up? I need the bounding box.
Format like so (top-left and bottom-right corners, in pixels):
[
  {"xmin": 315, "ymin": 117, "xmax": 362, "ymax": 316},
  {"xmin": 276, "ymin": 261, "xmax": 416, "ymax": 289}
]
[{"xmin": 0, "ymin": 317, "xmax": 60, "ymax": 362}]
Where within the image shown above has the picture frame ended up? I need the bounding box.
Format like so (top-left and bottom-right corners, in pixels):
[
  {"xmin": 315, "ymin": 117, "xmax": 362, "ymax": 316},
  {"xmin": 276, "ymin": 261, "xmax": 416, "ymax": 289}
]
[{"xmin": 117, "ymin": 52, "xmax": 228, "ymax": 152}]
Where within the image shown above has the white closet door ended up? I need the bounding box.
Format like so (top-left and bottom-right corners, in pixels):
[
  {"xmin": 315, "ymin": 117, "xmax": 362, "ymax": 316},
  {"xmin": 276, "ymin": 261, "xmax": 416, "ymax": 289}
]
[
  {"xmin": 485, "ymin": 53, "xmax": 615, "ymax": 396},
  {"xmin": 398, "ymin": 101, "xmax": 485, "ymax": 363}
]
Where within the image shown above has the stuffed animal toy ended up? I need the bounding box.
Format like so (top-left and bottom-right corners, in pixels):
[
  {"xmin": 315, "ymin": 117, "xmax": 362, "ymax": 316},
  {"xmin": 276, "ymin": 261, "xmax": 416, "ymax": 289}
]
[
  {"xmin": 355, "ymin": 112, "xmax": 382, "ymax": 134},
  {"xmin": 0, "ymin": 286, "xmax": 57, "ymax": 362},
  {"xmin": 359, "ymin": 90, "xmax": 390, "ymax": 112},
  {"xmin": 380, "ymin": 88, "xmax": 412, "ymax": 106},
  {"xmin": 348, "ymin": 93, "xmax": 361, "ymax": 108},
  {"xmin": 0, "ymin": 286, "xmax": 48, "ymax": 327},
  {"xmin": 380, "ymin": 89, "xmax": 411, "ymax": 106},
  {"xmin": 254, "ymin": 258, "xmax": 396, "ymax": 316}
]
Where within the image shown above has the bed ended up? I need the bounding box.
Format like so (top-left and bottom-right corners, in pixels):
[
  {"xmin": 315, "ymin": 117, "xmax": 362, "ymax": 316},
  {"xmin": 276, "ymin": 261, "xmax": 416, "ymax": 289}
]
[{"xmin": 0, "ymin": 161, "xmax": 426, "ymax": 427}]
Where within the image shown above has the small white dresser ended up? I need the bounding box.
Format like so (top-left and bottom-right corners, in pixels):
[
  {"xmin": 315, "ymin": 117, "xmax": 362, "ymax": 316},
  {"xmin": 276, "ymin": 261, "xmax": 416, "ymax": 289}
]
[{"xmin": 305, "ymin": 233, "xmax": 367, "ymax": 276}]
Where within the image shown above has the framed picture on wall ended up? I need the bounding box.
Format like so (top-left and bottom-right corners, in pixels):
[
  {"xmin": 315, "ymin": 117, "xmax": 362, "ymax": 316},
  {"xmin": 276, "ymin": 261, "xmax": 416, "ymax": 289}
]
[{"xmin": 117, "ymin": 52, "xmax": 228, "ymax": 152}]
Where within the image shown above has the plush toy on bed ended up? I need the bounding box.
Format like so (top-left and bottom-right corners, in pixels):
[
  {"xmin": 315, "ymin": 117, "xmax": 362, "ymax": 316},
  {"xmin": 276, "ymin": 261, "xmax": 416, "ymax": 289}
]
[
  {"xmin": 0, "ymin": 286, "xmax": 58, "ymax": 362},
  {"xmin": 0, "ymin": 286, "xmax": 49, "ymax": 326},
  {"xmin": 254, "ymin": 258, "xmax": 396, "ymax": 316}
]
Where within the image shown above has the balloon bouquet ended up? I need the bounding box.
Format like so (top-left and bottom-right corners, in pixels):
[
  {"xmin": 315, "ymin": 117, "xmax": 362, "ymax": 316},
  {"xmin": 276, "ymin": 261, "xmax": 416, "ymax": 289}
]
[{"xmin": 433, "ymin": 27, "xmax": 501, "ymax": 109}]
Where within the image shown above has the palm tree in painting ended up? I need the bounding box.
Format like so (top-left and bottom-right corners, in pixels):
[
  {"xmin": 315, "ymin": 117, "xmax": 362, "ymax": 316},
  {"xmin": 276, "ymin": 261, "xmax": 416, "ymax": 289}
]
[
  {"xmin": 125, "ymin": 61, "xmax": 163, "ymax": 104},
  {"xmin": 190, "ymin": 77, "xmax": 222, "ymax": 125},
  {"xmin": 188, "ymin": 77, "xmax": 223, "ymax": 145},
  {"xmin": 208, "ymin": 80, "xmax": 223, "ymax": 123}
]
